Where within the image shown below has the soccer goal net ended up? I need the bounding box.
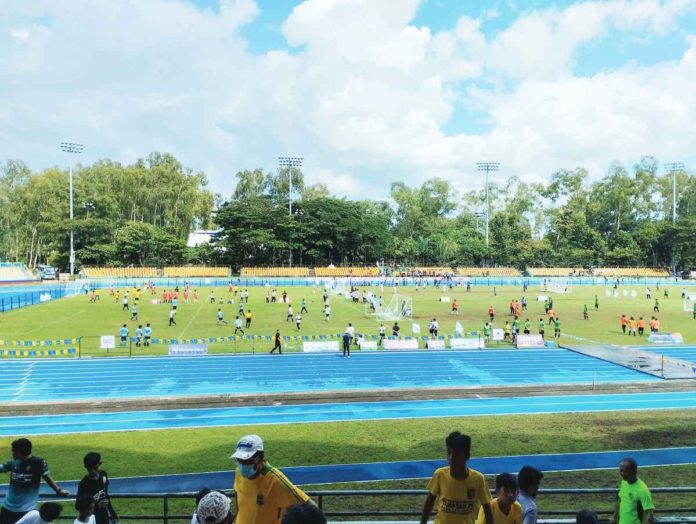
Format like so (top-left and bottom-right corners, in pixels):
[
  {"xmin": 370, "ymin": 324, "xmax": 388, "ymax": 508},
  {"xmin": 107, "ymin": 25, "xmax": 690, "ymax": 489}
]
[
  {"xmin": 541, "ymin": 279, "xmax": 573, "ymax": 293},
  {"xmin": 65, "ymin": 279, "xmax": 90, "ymax": 297},
  {"xmin": 366, "ymin": 293, "xmax": 413, "ymax": 321},
  {"xmin": 684, "ymin": 296, "xmax": 696, "ymax": 313}
]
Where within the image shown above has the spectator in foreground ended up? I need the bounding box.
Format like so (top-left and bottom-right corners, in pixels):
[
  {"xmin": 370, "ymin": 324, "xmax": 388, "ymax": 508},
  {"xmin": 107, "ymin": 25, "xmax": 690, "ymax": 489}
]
[
  {"xmin": 517, "ymin": 466, "xmax": 544, "ymax": 524},
  {"xmin": 0, "ymin": 438, "xmax": 70, "ymax": 524},
  {"xmin": 73, "ymin": 494, "xmax": 95, "ymax": 524},
  {"xmin": 76, "ymin": 452, "xmax": 118, "ymax": 524},
  {"xmin": 612, "ymin": 458, "xmax": 654, "ymax": 524},
  {"xmin": 15, "ymin": 503, "xmax": 62, "ymax": 524},
  {"xmin": 190, "ymin": 488, "xmax": 211, "ymax": 524},
  {"xmin": 282, "ymin": 503, "xmax": 327, "ymax": 524},
  {"xmin": 577, "ymin": 509, "xmax": 599, "ymax": 524},
  {"xmin": 420, "ymin": 431, "xmax": 493, "ymax": 524},
  {"xmin": 231, "ymin": 434, "xmax": 311, "ymax": 524},
  {"xmin": 477, "ymin": 473, "xmax": 521, "ymax": 524},
  {"xmin": 196, "ymin": 491, "xmax": 233, "ymax": 524}
]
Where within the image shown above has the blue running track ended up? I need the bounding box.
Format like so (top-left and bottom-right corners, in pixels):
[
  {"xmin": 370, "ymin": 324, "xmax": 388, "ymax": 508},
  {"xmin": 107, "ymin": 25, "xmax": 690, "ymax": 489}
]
[
  {"xmin": 0, "ymin": 350, "xmax": 658, "ymax": 403},
  {"xmin": 8, "ymin": 447, "xmax": 696, "ymax": 495},
  {"xmin": 1, "ymin": 391, "xmax": 696, "ymax": 436}
]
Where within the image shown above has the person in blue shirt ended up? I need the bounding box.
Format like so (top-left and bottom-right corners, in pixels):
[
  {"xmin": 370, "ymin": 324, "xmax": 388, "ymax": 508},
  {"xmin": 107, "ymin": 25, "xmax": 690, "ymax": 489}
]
[
  {"xmin": 143, "ymin": 323, "xmax": 152, "ymax": 347},
  {"xmin": 135, "ymin": 325, "xmax": 143, "ymax": 348},
  {"xmin": 0, "ymin": 438, "xmax": 69, "ymax": 524},
  {"xmin": 130, "ymin": 304, "xmax": 138, "ymax": 321},
  {"xmin": 171, "ymin": 298, "xmax": 178, "ymax": 311},
  {"xmin": 118, "ymin": 325, "xmax": 129, "ymax": 347}
]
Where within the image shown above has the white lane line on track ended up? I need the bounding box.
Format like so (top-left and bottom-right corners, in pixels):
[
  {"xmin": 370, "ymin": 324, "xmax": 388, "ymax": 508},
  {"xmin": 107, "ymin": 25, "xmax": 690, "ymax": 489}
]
[{"xmin": 3, "ymin": 394, "xmax": 696, "ymax": 429}]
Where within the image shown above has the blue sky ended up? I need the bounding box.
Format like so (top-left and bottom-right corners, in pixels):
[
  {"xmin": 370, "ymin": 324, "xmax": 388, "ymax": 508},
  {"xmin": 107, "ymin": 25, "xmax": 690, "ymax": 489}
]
[{"xmin": 1, "ymin": 0, "xmax": 694, "ymax": 198}]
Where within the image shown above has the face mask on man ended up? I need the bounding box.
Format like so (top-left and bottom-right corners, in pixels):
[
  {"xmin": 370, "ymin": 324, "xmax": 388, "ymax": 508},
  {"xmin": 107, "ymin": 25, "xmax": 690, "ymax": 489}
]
[{"xmin": 238, "ymin": 462, "xmax": 258, "ymax": 479}]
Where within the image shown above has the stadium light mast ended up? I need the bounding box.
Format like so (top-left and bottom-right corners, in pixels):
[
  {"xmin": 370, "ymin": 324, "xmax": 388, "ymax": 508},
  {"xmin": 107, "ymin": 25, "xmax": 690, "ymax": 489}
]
[
  {"xmin": 278, "ymin": 156, "xmax": 303, "ymax": 268},
  {"xmin": 60, "ymin": 142, "xmax": 84, "ymax": 277},
  {"xmin": 664, "ymin": 162, "xmax": 684, "ymax": 273},
  {"xmin": 476, "ymin": 162, "xmax": 500, "ymax": 248}
]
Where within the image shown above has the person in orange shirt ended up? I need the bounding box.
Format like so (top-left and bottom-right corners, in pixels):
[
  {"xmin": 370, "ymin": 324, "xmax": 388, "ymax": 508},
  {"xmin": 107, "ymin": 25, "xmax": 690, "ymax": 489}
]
[
  {"xmin": 488, "ymin": 306, "xmax": 495, "ymax": 322},
  {"xmin": 452, "ymin": 300, "xmax": 459, "ymax": 315},
  {"xmin": 637, "ymin": 317, "xmax": 645, "ymax": 336},
  {"xmin": 649, "ymin": 317, "xmax": 656, "ymax": 333},
  {"xmin": 628, "ymin": 317, "xmax": 636, "ymax": 336},
  {"xmin": 509, "ymin": 301, "xmax": 515, "ymax": 315},
  {"xmin": 547, "ymin": 309, "xmax": 555, "ymax": 325},
  {"xmin": 620, "ymin": 315, "xmax": 627, "ymax": 334},
  {"xmin": 654, "ymin": 318, "xmax": 660, "ymax": 333}
]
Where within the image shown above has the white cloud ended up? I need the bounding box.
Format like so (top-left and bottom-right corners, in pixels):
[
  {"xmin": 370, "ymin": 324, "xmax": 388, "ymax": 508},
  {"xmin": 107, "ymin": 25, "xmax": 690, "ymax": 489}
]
[{"xmin": 0, "ymin": 0, "xmax": 694, "ymax": 203}]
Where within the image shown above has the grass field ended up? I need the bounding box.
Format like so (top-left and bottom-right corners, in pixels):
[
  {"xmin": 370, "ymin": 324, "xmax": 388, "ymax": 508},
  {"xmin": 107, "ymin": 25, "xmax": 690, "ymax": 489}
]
[
  {"xmin": 1, "ymin": 410, "xmax": 694, "ymax": 521},
  {"xmin": 0, "ymin": 284, "xmax": 694, "ymax": 352}
]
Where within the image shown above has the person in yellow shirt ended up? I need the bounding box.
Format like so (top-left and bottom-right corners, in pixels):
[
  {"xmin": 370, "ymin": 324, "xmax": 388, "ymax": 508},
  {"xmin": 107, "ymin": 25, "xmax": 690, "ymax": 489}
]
[
  {"xmin": 232, "ymin": 434, "xmax": 312, "ymax": 524},
  {"xmin": 477, "ymin": 473, "xmax": 522, "ymax": 524},
  {"xmin": 420, "ymin": 432, "xmax": 493, "ymax": 524}
]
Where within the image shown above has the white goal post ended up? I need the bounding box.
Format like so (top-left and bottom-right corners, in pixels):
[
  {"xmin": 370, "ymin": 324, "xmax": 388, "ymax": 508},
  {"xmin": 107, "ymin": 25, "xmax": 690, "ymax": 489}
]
[
  {"xmin": 684, "ymin": 296, "xmax": 696, "ymax": 313},
  {"xmin": 64, "ymin": 279, "xmax": 90, "ymax": 297},
  {"xmin": 365, "ymin": 293, "xmax": 413, "ymax": 321},
  {"xmin": 540, "ymin": 279, "xmax": 573, "ymax": 294}
]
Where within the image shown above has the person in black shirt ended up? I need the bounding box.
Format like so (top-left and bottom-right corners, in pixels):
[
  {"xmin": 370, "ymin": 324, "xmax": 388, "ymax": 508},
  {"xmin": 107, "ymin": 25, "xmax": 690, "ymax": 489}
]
[
  {"xmin": 76, "ymin": 452, "xmax": 117, "ymax": 524},
  {"xmin": 270, "ymin": 330, "xmax": 282, "ymax": 354}
]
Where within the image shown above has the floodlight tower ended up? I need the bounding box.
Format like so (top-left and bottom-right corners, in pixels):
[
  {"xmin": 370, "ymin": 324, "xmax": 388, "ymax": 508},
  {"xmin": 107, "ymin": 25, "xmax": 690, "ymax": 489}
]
[
  {"xmin": 664, "ymin": 162, "xmax": 684, "ymax": 273},
  {"xmin": 278, "ymin": 156, "xmax": 303, "ymax": 268},
  {"xmin": 60, "ymin": 142, "xmax": 84, "ymax": 276},
  {"xmin": 476, "ymin": 162, "xmax": 500, "ymax": 248}
]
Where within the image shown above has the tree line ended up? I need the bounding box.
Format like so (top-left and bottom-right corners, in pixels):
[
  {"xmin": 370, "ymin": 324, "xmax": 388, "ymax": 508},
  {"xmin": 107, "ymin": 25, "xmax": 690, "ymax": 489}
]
[{"xmin": 1, "ymin": 154, "xmax": 694, "ymax": 271}]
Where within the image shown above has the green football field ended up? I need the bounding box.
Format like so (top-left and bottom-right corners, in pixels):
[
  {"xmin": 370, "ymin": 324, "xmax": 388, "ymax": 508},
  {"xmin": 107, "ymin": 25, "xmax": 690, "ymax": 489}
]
[{"xmin": 0, "ymin": 283, "xmax": 694, "ymax": 352}]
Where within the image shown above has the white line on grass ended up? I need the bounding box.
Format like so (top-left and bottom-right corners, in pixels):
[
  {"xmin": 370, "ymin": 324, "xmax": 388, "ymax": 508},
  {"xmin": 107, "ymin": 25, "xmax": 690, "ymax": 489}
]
[{"xmin": 177, "ymin": 297, "xmax": 206, "ymax": 340}]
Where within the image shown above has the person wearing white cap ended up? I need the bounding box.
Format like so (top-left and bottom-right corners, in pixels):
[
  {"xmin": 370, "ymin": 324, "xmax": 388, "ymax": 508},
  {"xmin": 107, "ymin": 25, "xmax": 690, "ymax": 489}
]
[
  {"xmin": 196, "ymin": 491, "xmax": 233, "ymax": 524},
  {"xmin": 231, "ymin": 435, "xmax": 311, "ymax": 524}
]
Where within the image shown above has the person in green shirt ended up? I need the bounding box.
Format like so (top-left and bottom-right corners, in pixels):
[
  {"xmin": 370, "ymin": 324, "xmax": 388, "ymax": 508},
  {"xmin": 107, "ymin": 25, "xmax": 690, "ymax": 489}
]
[
  {"xmin": 543, "ymin": 300, "xmax": 549, "ymax": 314},
  {"xmin": 583, "ymin": 304, "xmax": 589, "ymax": 320},
  {"xmin": 594, "ymin": 295, "xmax": 599, "ymax": 310},
  {"xmin": 483, "ymin": 322, "xmax": 492, "ymax": 342},
  {"xmin": 523, "ymin": 319, "xmax": 531, "ymax": 334},
  {"xmin": 653, "ymin": 298, "xmax": 659, "ymax": 313},
  {"xmin": 554, "ymin": 318, "xmax": 561, "ymax": 343},
  {"xmin": 612, "ymin": 458, "xmax": 654, "ymax": 524},
  {"xmin": 693, "ymin": 302, "xmax": 696, "ymax": 320},
  {"xmin": 538, "ymin": 318, "xmax": 545, "ymax": 340},
  {"xmin": 663, "ymin": 288, "xmax": 668, "ymax": 299}
]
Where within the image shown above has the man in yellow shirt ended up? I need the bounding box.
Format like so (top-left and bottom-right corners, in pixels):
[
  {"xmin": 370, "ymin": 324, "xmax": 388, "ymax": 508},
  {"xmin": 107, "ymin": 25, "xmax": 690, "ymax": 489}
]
[
  {"xmin": 477, "ymin": 473, "xmax": 522, "ymax": 524},
  {"xmin": 232, "ymin": 434, "xmax": 312, "ymax": 524},
  {"xmin": 420, "ymin": 432, "xmax": 494, "ymax": 524}
]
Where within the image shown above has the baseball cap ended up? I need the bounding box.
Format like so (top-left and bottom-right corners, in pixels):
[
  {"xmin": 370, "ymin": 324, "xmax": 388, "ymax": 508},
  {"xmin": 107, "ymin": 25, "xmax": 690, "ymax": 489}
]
[
  {"xmin": 196, "ymin": 491, "xmax": 231, "ymax": 524},
  {"xmin": 231, "ymin": 434, "xmax": 264, "ymax": 460}
]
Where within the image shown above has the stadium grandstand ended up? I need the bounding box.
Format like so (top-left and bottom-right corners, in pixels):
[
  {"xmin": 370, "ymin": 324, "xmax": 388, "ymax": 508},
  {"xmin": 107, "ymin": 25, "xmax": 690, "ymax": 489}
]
[
  {"xmin": 83, "ymin": 267, "xmax": 159, "ymax": 278},
  {"xmin": 240, "ymin": 266, "xmax": 310, "ymax": 277},
  {"xmin": 0, "ymin": 262, "xmax": 37, "ymax": 282},
  {"xmin": 527, "ymin": 267, "xmax": 585, "ymax": 277},
  {"xmin": 593, "ymin": 267, "xmax": 670, "ymax": 277},
  {"xmin": 455, "ymin": 266, "xmax": 521, "ymax": 277},
  {"xmin": 394, "ymin": 266, "xmax": 453, "ymax": 276},
  {"xmin": 163, "ymin": 266, "xmax": 229, "ymax": 277},
  {"xmin": 314, "ymin": 266, "xmax": 380, "ymax": 277}
]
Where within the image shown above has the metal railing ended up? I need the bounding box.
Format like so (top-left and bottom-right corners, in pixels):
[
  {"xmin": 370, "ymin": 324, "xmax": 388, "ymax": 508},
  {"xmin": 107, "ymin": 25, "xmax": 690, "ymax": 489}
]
[{"xmin": 11, "ymin": 487, "xmax": 695, "ymax": 523}]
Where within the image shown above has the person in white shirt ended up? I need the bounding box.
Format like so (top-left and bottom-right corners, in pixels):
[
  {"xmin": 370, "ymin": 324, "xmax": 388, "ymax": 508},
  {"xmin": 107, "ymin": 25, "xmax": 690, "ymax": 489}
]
[
  {"xmin": 518, "ymin": 466, "xmax": 544, "ymax": 524},
  {"xmin": 324, "ymin": 305, "xmax": 331, "ymax": 322},
  {"xmin": 16, "ymin": 503, "xmax": 62, "ymax": 524},
  {"xmin": 287, "ymin": 305, "xmax": 294, "ymax": 322},
  {"xmin": 73, "ymin": 495, "xmax": 95, "ymax": 524},
  {"xmin": 295, "ymin": 314, "xmax": 302, "ymax": 331}
]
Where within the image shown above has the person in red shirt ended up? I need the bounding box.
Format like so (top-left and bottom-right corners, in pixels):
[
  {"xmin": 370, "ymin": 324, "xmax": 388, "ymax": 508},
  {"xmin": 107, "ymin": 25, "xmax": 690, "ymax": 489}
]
[
  {"xmin": 162, "ymin": 290, "xmax": 167, "ymax": 303},
  {"xmin": 620, "ymin": 314, "xmax": 627, "ymax": 334},
  {"xmin": 451, "ymin": 300, "xmax": 459, "ymax": 315},
  {"xmin": 488, "ymin": 306, "xmax": 495, "ymax": 322}
]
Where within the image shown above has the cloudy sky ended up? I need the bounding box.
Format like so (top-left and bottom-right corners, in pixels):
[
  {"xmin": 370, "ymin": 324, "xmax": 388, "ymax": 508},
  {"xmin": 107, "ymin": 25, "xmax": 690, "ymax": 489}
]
[{"xmin": 1, "ymin": 0, "xmax": 695, "ymax": 199}]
